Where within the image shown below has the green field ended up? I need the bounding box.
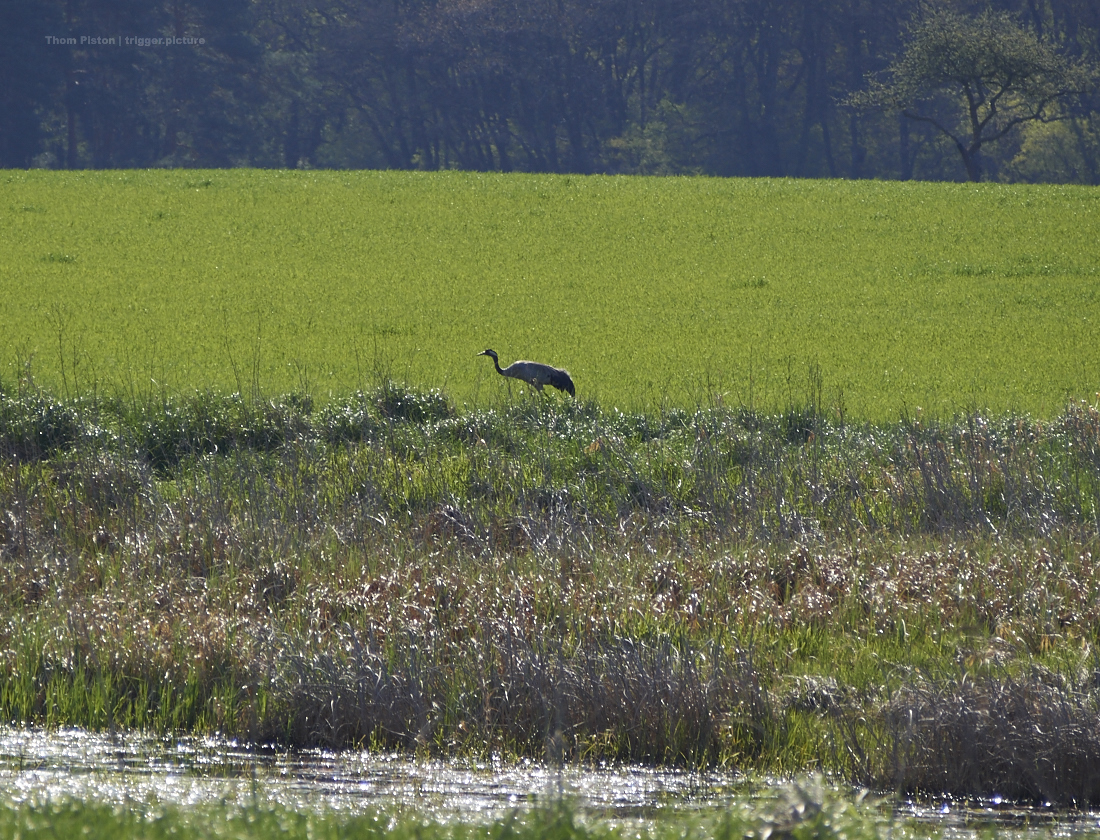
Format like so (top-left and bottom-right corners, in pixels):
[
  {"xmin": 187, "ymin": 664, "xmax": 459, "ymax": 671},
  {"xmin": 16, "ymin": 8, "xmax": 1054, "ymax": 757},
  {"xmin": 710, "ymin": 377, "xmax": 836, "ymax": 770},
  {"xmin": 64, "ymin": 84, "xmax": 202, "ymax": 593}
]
[{"xmin": 3, "ymin": 170, "xmax": 1098, "ymax": 417}]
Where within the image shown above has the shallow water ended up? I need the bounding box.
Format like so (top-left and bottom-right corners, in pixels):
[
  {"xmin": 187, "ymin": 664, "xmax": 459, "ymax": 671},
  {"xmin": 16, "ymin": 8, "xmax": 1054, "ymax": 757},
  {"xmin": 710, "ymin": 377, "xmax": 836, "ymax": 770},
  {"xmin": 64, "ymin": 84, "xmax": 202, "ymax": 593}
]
[
  {"xmin": 3, "ymin": 727, "xmax": 1100, "ymax": 836},
  {"xmin": 0, "ymin": 728, "xmax": 735, "ymax": 821}
]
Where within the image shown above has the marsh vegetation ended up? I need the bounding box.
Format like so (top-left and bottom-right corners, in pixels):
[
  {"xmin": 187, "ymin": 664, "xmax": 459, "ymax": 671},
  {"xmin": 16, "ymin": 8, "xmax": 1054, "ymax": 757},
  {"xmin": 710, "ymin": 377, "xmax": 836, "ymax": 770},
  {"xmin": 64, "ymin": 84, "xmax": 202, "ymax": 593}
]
[
  {"xmin": 5, "ymin": 171, "xmax": 1100, "ymax": 815},
  {"xmin": 3, "ymin": 376, "xmax": 1100, "ymax": 804}
]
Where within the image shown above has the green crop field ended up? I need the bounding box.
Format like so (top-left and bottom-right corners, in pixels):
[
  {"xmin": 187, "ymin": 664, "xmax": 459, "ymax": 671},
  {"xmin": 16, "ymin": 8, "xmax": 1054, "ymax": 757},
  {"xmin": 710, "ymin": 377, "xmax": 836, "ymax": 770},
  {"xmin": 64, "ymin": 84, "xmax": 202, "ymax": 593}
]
[{"xmin": 2, "ymin": 169, "xmax": 1098, "ymax": 418}]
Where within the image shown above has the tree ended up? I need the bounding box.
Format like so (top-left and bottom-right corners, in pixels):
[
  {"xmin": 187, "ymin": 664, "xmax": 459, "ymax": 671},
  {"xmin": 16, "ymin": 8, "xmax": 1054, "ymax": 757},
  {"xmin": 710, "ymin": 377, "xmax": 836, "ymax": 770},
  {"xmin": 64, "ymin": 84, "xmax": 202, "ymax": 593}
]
[
  {"xmin": 0, "ymin": 0, "xmax": 65, "ymax": 167},
  {"xmin": 846, "ymin": 6, "xmax": 1096, "ymax": 181}
]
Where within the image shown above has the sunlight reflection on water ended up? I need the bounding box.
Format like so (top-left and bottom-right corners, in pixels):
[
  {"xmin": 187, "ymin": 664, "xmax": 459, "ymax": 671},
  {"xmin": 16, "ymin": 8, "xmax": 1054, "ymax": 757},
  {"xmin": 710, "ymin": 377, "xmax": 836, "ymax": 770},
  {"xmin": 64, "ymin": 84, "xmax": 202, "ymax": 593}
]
[
  {"xmin": 0, "ymin": 727, "xmax": 736, "ymax": 822},
  {"xmin": 4, "ymin": 727, "xmax": 1100, "ymax": 836}
]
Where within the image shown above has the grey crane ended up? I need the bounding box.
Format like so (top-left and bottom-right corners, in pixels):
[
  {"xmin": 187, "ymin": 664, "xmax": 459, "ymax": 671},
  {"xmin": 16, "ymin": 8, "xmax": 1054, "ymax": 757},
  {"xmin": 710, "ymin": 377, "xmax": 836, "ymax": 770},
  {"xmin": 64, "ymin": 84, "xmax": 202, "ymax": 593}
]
[{"xmin": 477, "ymin": 349, "xmax": 575, "ymax": 397}]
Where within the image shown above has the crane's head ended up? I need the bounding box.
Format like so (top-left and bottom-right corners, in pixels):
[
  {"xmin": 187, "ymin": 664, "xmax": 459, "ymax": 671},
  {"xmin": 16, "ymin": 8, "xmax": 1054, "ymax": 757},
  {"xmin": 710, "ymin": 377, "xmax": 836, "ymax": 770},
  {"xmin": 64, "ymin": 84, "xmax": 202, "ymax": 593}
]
[{"xmin": 477, "ymin": 349, "xmax": 498, "ymax": 361}]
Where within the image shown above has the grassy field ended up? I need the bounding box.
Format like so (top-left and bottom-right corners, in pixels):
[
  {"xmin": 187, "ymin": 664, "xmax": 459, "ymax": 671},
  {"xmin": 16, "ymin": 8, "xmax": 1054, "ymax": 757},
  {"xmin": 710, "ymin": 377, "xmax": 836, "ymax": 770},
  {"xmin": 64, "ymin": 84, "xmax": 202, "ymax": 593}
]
[{"xmin": 3, "ymin": 170, "xmax": 1099, "ymax": 418}]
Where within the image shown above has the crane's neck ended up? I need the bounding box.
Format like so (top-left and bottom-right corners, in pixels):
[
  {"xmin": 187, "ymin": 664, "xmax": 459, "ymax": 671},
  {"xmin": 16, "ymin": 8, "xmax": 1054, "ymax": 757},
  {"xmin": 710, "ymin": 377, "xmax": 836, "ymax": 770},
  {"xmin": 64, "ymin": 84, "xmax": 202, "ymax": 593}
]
[{"xmin": 490, "ymin": 355, "xmax": 505, "ymax": 375}]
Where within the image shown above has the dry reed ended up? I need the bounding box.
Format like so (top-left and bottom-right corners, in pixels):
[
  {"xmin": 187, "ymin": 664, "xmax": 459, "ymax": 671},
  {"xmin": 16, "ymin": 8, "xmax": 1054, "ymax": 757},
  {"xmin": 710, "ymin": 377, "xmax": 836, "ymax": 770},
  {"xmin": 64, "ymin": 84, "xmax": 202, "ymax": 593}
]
[{"xmin": 2, "ymin": 381, "xmax": 1100, "ymax": 796}]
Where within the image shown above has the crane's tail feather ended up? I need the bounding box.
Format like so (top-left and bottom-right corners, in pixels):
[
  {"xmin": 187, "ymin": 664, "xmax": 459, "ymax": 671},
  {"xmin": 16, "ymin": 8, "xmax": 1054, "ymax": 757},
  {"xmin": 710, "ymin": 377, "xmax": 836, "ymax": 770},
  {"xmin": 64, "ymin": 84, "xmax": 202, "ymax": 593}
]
[{"xmin": 549, "ymin": 370, "xmax": 575, "ymax": 397}]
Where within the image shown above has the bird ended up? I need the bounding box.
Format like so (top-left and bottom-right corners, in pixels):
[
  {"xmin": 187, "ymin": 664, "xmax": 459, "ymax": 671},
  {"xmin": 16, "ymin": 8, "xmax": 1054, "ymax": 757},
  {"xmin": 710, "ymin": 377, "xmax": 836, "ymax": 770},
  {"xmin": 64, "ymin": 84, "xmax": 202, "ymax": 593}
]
[{"xmin": 477, "ymin": 349, "xmax": 575, "ymax": 397}]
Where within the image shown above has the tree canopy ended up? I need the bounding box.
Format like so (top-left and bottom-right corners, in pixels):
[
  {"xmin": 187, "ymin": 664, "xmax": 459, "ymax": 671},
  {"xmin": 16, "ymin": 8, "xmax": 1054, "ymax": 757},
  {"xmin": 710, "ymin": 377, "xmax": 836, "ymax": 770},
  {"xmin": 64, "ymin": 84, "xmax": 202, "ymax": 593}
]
[
  {"xmin": 2, "ymin": 0, "xmax": 1098, "ymax": 181},
  {"xmin": 846, "ymin": 6, "xmax": 1097, "ymax": 180}
]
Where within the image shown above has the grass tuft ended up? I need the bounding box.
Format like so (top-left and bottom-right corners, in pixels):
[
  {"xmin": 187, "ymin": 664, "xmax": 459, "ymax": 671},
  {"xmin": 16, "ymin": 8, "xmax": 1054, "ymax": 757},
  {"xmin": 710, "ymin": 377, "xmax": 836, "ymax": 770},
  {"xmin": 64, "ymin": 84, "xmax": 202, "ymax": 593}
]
[{"xmin": 877, "ymin": 670, "xmax": 1100, "ymax": 806}]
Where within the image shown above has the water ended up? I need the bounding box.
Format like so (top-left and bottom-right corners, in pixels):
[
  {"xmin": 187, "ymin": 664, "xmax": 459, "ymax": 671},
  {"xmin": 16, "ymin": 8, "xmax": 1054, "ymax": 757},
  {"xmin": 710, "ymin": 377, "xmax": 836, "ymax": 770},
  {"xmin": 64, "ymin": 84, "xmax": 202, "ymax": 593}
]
[
  {"xmin": 4, "ymin": 727, "xmax": 1100, "ymax": 836},
  {"xmin": 0, "ymin": 727, "xmax": 734, "ymax": 822}
]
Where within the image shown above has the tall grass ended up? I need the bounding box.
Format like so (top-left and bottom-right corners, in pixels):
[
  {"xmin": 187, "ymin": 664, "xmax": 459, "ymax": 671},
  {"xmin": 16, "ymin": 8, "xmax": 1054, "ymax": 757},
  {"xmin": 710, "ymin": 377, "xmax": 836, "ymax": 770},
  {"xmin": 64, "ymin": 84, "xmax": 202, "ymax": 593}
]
[
  {"xmin": 2, "ymin": 377, "xmax": 1100, "ymax": 799},
  {"xmin": 876, "ymin": 672, "xmax": 1100, "ymax": 804}
]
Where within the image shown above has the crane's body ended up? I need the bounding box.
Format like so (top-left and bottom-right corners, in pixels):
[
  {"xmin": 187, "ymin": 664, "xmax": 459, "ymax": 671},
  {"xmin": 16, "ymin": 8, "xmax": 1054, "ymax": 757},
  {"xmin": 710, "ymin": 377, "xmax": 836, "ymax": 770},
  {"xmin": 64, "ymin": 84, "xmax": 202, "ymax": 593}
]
[{"xmin": 478, "ymin": 349, "xmax": 575, "ymax": 397}]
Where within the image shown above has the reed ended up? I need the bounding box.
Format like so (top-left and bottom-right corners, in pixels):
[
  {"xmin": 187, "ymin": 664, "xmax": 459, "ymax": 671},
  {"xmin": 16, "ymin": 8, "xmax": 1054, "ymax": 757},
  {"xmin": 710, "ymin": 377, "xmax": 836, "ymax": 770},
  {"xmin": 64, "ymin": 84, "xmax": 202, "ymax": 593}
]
[
  {"xmin": 2, "ymin": 377, "xmax": 1100, "ymax": 798},
  {"xmin": 876, "ymin": 671, "xmax": 1100, "ymax": 805}
]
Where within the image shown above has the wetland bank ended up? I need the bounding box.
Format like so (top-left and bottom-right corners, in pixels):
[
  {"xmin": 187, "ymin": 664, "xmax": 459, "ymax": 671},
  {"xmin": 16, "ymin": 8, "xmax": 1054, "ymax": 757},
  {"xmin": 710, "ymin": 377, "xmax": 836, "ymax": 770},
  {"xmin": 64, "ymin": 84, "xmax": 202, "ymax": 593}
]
[
  {"xmin": 3, "ymin": 381, "xmax": 1100, "ymax": 809},
  {"xmin": 4, "ymin": 171, "xmax": 1100, "ymax": 833}
]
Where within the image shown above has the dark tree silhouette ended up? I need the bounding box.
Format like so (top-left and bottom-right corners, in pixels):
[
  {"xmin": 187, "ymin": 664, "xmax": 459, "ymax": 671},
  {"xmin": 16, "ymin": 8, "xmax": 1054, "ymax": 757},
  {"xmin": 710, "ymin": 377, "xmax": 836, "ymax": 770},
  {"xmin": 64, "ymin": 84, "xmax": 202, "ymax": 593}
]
[{"xmin": 846, "ymin": 7, "xmax": 1096, "ymax": 181}]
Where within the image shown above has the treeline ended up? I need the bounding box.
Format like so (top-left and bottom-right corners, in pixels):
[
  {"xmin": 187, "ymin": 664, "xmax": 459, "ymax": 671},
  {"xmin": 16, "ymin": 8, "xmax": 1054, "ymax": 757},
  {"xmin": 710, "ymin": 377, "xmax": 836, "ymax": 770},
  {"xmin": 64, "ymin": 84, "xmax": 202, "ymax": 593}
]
[{"xmin": 2, "ymin": 0, "xmax": 1098, "ymax": 181}]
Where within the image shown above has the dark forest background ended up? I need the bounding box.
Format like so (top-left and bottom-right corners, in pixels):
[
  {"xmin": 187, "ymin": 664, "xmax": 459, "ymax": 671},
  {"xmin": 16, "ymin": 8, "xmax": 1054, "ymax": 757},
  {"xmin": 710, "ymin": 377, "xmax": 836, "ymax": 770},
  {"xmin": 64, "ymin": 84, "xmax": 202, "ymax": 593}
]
[{"xmin": 2, "ymin": 0, "xmax": 1098, "ymax": 182}]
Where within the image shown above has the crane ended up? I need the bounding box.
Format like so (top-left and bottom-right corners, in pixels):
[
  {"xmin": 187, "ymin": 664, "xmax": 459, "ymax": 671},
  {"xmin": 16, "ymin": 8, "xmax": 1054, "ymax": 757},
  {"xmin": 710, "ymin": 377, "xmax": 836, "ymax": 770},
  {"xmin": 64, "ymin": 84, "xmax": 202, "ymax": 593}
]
[{"xmin": 477, "ymin": 349, "xmax": 575, "ymax": 397}]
